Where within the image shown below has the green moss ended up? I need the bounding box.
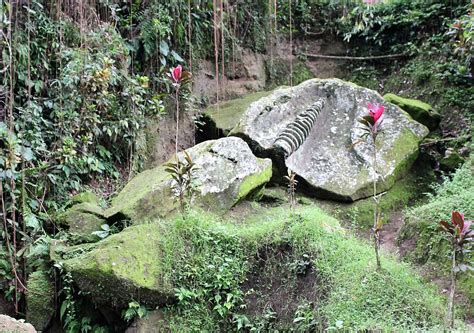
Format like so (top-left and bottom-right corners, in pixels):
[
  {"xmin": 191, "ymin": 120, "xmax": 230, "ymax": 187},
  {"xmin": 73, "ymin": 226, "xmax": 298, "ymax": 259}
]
[
  {"xmin": 58, "ymin": 202, "xmax": 107, "ymax": 243},
  {"xmin": 63, "ymin": 223, "xmax": 174, "ymax": 306},
  {"xmin": 71, "ymin": 191, "xmax": 100, "ymax": 205},
  {"xmin": 383, "ymin": 127, "xmax": 421, "ymax": 183},
  {"xmin": 26, "ymin": 271, "xmax": 55, "ymax": 331},
  {"xmin": 345, "ymin": 178, "xmax": 419, "ymax": 228},
  {"xmin": 440, "ymin": 151, "xmax": 465, "ymax": 171},
  {"xmin": 237, "ymin": 160, "xmax": 272, "ymax": 201},
  {"xmin": 205, "ymin": 90, "xmax": 274, "ymax": 135},
  {"xmin": 61, "ymin": 204, "xmax": 446, "ymax": 329},
  {"xmin": 106, "ymin": 165, "xmax": 178, "ymax": 222},
  {"xmin": 384, "ymin": 93, "xmax": 441, "ymax": 130}
]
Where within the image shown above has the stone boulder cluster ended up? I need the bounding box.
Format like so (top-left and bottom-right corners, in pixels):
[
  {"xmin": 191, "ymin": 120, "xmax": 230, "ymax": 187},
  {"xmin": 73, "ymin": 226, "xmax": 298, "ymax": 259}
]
[{"xmin": 27, "ymin": 78, "xmax": 435, "ymax": 330}]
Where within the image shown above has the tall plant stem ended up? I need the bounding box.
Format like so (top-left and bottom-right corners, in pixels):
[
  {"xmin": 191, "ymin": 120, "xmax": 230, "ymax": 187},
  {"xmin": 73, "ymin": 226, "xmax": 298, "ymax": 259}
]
[
  {"xmin": 373, "ymin": 140, "xmax": 381, "ymax": 270},
  {"xmin": 175, "ymin": 88, "xmax": 180, "ymax": 156},
  {"xmin": 447, "ymin": 246, "xmax": 456, "ymax": 328}
]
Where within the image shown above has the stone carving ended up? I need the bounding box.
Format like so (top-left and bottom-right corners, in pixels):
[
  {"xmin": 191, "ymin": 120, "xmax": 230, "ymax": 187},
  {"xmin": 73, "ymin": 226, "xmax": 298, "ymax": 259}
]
[{"xmin": 273, "ymin": 100, "xmax": 324, "ymax": 158}]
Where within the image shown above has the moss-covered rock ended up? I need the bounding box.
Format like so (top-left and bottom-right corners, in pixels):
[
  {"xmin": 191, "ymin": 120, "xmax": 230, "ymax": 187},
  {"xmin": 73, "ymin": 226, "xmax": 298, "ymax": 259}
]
[
  {"xmin": 440, "ymin": 148, "xmax": 465, "ymax": 171},
  {"xmin": 199, "ymin": 90, "xmax": 275, "ymax": 140},
  {"xmin": 58, "ymin": 202, "xmax": 107, "ymax": 243},
  {"xmin": 231, "ymin": 78, "xmax": 429, "ymax": 201},
  {"xmin": 60, "ymin": 224, "xmax": 174, "ymax": 307},
  {"xmin": 59, "ymin": 202, "xmax": 447, "ymax": 330},
  {"xmin": 125, "ymin": 310, "xmax": 169, "ymax": 333},
  {"xmin": 26, "ymin": 271, "xmax": 54, "ymax": 331},
  {"xmin": 383, "ymin": 93, "xmax": 441, "ymax": 130},
  {"xmin": 70, "ymin": 191, "xmax": 100, "ymax": 205},
  {"xmin": 106, "ymin": 137, "xmax": 272, "ymax": 223}
]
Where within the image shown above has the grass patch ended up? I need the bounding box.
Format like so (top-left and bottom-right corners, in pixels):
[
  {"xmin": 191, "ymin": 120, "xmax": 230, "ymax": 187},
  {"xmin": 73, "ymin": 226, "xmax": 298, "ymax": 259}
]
[
  {"xmin": 157, "ymin": 205, "xmax": 445, "ymax": 331},
  {"xmin": 400, "ymin": 157, "xmax": 474, "ymax": 313}
]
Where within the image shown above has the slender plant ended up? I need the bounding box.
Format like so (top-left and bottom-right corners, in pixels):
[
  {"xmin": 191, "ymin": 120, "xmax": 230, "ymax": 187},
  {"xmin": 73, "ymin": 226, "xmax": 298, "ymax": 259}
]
[
  {"xmin": 170, "ymin": 65, "xmax": 192, "ymax": 156},
  {"xmin": 358, "ymin": 102, "xmax": 385, "ymax": 270},
  {"xmin": 164, "ymin": 150, "xmax": 197, "ymax": 215},
  {"xmin": 284, "ymin": 169, "xmax": 298, "ymax": 210},
  {"xmin": 439, "ymin": 211, "xmax": 473, "ymax": 328}
]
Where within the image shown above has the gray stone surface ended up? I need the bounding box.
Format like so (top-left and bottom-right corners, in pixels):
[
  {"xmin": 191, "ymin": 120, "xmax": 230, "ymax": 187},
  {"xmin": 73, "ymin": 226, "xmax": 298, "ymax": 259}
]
[
  {"xmin": 0, "ymin": 315, "xmax": 36, "ymax": 333},
  {"xmin": 107, "ymin": 137, "xmax": 272, "ymax": 222},
  {"xmin": 231, "ymin": 78, "xmax": 429, "ymax": 201}
]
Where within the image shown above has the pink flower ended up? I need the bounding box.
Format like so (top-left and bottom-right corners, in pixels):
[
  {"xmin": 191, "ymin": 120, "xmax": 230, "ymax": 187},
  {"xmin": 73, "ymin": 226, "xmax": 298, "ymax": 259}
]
[
  {"xmin": 171, "ymin": 65, "xmax": 183, "ymax": 83},
  {"xmin": 367, "ymin": 103, "xmax": 385, "ymax": 123}
]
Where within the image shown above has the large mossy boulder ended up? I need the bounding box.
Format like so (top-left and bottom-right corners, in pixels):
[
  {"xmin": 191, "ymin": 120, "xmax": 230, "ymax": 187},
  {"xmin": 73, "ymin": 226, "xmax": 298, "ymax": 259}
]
[
  {"xmin": 57, "ymin": 224, "xmax": 174, "ymax": 307},
  {"xmin": 230, "ymin": 78, "xmax": 429, "ymax": 201},
  {"xmin": 106, "ymin": 137, "xmax": 272, "ymax": 223},
  {"xmin": 26, "ymin": 271, "xmax": 54, "ymax": 331},
  {"xmin": 383, "ymin": 93, "xmax": 441, "ymax": 130},
  {"xmin": 198, "ymin": 90, "xmax": 274, "ymax": 140},
  {"xmin": 58, "ymin": 202, "xmax": 107, "ymax": 243}
]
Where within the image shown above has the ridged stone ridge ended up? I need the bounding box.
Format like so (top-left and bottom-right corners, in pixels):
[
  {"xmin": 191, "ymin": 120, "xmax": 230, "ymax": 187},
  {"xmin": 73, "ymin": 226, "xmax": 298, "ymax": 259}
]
[{"xmin": 273, "ymin": 100, "xmax": 324, "ymax": 158}]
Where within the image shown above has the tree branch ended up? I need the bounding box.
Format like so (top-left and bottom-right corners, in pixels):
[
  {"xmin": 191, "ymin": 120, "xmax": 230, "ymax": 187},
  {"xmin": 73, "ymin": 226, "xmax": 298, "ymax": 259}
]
[{"xmin": 302, "ymin": 52, "xmax": 409, "ymax": 61}]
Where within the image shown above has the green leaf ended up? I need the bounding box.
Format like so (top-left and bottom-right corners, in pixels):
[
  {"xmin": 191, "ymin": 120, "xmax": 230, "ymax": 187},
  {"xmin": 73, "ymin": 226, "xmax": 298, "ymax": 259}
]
[
  {"xmin": 171, "ymin": 50, "xmax": 184, "ymax": 62},
  {"xmin": 159, "ymin": 41, "xmax": 169, "ymax": 56},
  {"xmin": 25, "ymin": 214, "xmax": 40, "ymax": 230},
  {"xmin": 60, "ymin": 301, "xmax": 68, "ymax": 320}
]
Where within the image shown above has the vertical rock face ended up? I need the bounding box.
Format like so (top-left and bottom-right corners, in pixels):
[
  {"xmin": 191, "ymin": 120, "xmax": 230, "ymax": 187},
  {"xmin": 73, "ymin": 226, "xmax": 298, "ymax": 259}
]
[{"xmin": 231, "ymin": 78, "xmax": 429, "ymax": 201}]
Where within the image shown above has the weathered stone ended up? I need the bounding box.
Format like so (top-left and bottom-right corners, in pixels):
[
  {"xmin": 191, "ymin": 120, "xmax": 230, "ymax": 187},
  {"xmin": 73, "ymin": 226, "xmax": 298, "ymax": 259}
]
[
  {"xmin": 231, "ymin": 78, "xmax": 429, "ymax": 201},
  {"xmin": 383, "ymin": 93, "xmax": 441, "ymax": 130},
  {"xmin": 0, "ymin": 315, "xmax": 36, "ymax": 333},
  {"xmin": 58, "ymin": 224, "xmax": 174, "ymax": 307},
  {"xmin": 107, "ymin": 137, "xmax": 272, "ymax": 222},
  {"xmin": 125, "ymin": 310, "xmax": 169, "ymax": 333},
  {"xmin": 440, "ymin": 148, "xmax": 465, "ymax": 171},
  {"xmin": 58, "ymin": 202, "xmax": 107, "ymax": 243},
  {"xmin": 198, "ymin": 90, "xmax": 275, "ymax": 140},
  {"xmin": 26, "ymin": 271, "xmax": 54, "ymax": 331}
]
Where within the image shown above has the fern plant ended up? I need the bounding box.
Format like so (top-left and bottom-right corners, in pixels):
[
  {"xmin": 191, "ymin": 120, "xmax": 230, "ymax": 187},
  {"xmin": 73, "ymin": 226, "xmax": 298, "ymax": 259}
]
[{"xmin": 122, "ymin": 301, "xmax": 148, "ymax": 322}]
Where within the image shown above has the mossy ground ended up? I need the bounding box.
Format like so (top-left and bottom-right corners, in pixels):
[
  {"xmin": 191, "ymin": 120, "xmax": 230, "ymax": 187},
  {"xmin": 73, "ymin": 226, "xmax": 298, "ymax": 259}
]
[{"xmin": 160, "ymin": 205, "xmax": 446, "ymax": 331}]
